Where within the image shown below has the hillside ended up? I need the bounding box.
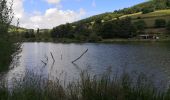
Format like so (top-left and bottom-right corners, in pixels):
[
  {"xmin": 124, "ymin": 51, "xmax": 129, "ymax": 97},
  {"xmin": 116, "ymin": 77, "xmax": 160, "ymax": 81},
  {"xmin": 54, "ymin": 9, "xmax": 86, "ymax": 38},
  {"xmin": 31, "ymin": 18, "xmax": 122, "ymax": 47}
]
[
  {"xmin": 121, "ymin": 9, "xmax": 170, "ymax": 28},
  {"xmin": 72, "ymin": 0, "xmax": 170, "ymax": 26},
  {"xmin": 23, "ymin": 0, "xmax": 170, "ymax": 42},
  {"xmin": 8, "ymin": 25, "xmax": 27, "ymax": 33}
]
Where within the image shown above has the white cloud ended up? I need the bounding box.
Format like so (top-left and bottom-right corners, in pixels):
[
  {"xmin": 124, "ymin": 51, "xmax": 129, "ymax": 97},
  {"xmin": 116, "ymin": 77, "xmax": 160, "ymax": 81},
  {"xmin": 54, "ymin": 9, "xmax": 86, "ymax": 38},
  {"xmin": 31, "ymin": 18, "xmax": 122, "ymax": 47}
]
[
  {"xmin": 46, "ymin": 0, "xmax": 61, "ymax": 4},
  {"xmin": 12, "ymin": 0, "xmax": 24, "ymax": 19},
  {"xmin": 11, "ymin": 0, "xmax": 86, "ymax": 29},
  {"xmin": 25, "ymin": 8, "xmax": 86, "ymax": 29}
]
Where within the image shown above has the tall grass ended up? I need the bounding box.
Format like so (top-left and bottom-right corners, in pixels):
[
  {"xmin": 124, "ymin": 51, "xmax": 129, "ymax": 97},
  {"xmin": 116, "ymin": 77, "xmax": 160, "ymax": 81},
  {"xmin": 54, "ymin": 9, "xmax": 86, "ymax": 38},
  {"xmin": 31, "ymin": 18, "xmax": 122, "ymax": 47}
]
[
  {"xmin": 0, "ymin": 36, "xmax": 21, "ymax": 72},
  {"xmin": 0, "ymin": 70, "xmax": 170, "ymax": 100}
]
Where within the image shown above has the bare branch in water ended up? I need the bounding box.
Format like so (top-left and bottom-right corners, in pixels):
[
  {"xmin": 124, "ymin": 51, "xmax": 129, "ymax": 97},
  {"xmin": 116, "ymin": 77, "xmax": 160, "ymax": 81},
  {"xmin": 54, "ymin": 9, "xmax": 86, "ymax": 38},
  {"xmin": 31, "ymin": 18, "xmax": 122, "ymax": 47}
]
[
  {"xmin": 72, "ymin": 49, "xmax": 88, "ymax": 63},
  {"xmin": 41, "ymin": 60, "xmax": 47, "ymax": 66},
  {"xmin": 50, "ymin": 52, "xmax": 55, "ymax": 62}
]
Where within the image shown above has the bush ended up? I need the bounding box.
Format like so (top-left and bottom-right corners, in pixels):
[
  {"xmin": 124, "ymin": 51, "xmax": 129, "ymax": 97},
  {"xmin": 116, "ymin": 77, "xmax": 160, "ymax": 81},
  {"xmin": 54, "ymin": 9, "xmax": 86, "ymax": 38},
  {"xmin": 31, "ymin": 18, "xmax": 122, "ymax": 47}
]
[
  {"xmin": 141, "ymin": 7, "xmax": 155, "ymax": 14},
  {"xmin": 155, "ymin": 19, "xmax": 166, "ymax": 28},
  {"xmin": 88, "ymin": 33, "xmax": 102, "ymax": 42},
  {"xmin": 166, "ymin": 21, "xmax": 170, "ymax": 31},
  {"xmin": 137, "ymin": 17, "xmax": 141, "ymax": 19},
  {"xmin": 134, "ymin": 20, "xmax": 146, "ymax": 31},
  {"xmin": 74, "ymin": 34, "xmax": 88, "ymax": 41},
  {"xmin": 0, "ymin": 0, "xmax": 16, "ymax": 72}
]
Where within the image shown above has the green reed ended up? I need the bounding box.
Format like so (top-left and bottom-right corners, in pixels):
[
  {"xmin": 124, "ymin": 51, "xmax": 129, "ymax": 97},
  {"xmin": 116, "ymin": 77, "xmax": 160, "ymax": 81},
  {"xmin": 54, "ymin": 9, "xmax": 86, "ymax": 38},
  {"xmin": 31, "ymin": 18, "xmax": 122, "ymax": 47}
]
[{"xmin": 0, "ymin": 70, "xmax": 170, "ymax": 100}]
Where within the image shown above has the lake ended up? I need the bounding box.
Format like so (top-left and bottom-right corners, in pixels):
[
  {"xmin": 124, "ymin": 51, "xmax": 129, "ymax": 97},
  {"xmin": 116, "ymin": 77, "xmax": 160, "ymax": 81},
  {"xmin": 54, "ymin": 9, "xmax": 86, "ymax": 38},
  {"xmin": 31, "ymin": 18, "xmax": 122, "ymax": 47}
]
[{"xmin": 3, "ymin": 42, "xmax": 170, "ymax": 88}]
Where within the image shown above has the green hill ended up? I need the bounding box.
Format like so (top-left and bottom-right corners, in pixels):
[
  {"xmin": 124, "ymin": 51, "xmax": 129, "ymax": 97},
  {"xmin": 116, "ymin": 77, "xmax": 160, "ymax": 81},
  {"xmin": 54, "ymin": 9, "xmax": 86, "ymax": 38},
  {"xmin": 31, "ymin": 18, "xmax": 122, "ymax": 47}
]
[
  {"xmin": 120, "ymin": 9, "xmax": 170, "ymax": 28},
  {"xmin": 8, "ymin": 25, "xmax": 27, "ymax": 33},
  {"xmin": 72, "ymin": 0, "xmax": 170, "ymax": 25},
  {"xmin": 50, "ymin": 0, "xmax": 170, "ymax": 41}
]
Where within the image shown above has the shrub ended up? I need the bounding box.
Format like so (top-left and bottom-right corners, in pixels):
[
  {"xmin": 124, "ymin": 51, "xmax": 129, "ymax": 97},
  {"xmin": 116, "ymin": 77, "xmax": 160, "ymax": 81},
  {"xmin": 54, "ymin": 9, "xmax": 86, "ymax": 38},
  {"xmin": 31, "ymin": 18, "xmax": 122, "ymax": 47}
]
[
  {"xmin": 88, "ymin": 33, "xmax": 102, "ymax": 42},
  {"xmin": 137, "ymin": 17, "xmax": 141, "ymax": 19},
  {"xmin": 155, "ymin": 19, "xmax": 166, "ymax": 28},
  {"xmin": 134, "ymin": 20, "xmax": 146, "ymax": 31},
  {"xmin": 0, "ymin": 0, "xmax": 16, "ymax": 72},
  {"xmin": 166, "ymin": 21, "xmax": 170, "ymax": 31},
  {"xmin": 141, "ymin": 7, "xmax": 155, "ymax": 14}
]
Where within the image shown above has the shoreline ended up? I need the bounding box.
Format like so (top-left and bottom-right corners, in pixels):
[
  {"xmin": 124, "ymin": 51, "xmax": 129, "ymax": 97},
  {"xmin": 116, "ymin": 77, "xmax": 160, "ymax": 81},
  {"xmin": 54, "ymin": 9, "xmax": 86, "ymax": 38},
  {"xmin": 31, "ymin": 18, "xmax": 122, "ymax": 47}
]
[{"xmin": 21, "ymin": 38, "xmax": 170, "ymax": 43}]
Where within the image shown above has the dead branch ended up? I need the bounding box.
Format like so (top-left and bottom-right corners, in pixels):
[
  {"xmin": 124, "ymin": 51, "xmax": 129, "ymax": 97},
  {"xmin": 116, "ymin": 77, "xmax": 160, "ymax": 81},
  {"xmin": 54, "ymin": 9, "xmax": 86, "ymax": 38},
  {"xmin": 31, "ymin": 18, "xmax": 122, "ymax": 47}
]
[
  {"xmin": 41, "ymin": 60, "xmax": 47, "ymax": 66},
  {"xmin": 72, "ymin": 49, "xmax": 88, "ymax": 63},
  {"xmin": 50, "ymin": 52, "xmax": 55, "ymax": 62}
]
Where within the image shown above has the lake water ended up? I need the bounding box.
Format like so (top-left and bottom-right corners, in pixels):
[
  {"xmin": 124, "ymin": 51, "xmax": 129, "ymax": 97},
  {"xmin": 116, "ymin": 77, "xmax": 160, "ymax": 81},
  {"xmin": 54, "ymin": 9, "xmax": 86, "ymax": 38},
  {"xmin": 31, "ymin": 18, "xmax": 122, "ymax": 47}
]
[{"xmin": 3, "ymin": 42, "xmax": 170, "ymax": 88}]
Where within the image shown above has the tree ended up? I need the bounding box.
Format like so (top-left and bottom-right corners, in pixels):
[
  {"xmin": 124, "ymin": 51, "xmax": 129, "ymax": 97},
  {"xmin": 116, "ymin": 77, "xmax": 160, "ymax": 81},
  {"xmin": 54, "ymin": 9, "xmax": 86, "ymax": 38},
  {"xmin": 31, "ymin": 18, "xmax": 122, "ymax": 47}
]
[
  {"xmin": 99, "ymin": 21, "xmax": 116, "ymax": 38},
  {"xmin": 134, "ymin": 20, "xmax": 146, "ymax": 33},
  {"xmin": 99, "ymin": 17, "xmax": 136, "ymax": 39},
  {"xmin": 166, "ymin": 21, "xmax": 170, "ymax": 31},
  {"xmin": 37, "ymin": 28, "xmax": 40, "ymax": 34},
  {"xmin": 0, "ymin": 0, "xmax": 13, "ymax": 35},
  {"xmin": 93, "ymin": 18, "xmax": 102, "ymax": 35},
  {"xmin": 24, "ymin": 29, "xmax": 35, "ymax": 38},
  {"xmin": 141, "ymin": 7, "xmax": 155, "ymax": 14},
  {"xmin": 88, "ymin": 33, "xmax": 102, "ymax": 42},
  {"xmin": 0, "ymin": 0, "xmax": 14, "ymax": 71},
  {"xmin": 155, "ymin": 19, "xmax": 166, "ymax": 28},
  {"xmin": 166, "ymin": 0, "xmax": 170, "ymax": 7},
  {"xmin": 16, "ymin": 18, "xmax": 20, "ymax": 32}
]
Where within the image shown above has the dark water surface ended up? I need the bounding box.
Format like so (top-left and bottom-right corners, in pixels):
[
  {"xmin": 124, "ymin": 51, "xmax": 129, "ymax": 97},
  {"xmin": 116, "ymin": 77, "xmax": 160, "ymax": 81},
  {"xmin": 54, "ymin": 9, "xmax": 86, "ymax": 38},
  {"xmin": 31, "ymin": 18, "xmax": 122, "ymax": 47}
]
[{"xmin": 4, "ymin": 42, "xmax": 170, "ymax": 87}]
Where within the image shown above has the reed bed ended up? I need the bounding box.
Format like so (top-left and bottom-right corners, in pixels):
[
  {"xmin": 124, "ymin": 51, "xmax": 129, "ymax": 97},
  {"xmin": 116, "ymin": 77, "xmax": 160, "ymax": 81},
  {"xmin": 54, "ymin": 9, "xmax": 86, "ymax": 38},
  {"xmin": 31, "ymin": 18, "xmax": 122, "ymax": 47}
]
[{"xmin": 0, "ymin": 70, "xmax": 170, "ymax": 100}]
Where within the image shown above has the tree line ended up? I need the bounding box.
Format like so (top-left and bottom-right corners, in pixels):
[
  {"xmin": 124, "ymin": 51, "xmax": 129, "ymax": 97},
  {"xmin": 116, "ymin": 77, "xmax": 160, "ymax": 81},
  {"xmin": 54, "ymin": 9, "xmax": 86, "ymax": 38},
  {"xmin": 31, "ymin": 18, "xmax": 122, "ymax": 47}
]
[
  {"xmin": 50, "ymin": 17, "xmax": 170, "ymax": 41},
  {"xmin": 51, "ymin": 18, "xmax": 137, "ymax": 41}
]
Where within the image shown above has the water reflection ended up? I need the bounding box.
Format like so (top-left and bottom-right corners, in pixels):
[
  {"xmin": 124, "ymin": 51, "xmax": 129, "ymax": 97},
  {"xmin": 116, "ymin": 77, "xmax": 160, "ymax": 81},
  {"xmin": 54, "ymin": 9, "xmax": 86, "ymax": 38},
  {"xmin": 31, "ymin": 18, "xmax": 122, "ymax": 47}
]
[{"xmin": 4, "ymin": 42, "xmax": 170, "ymax": 87}]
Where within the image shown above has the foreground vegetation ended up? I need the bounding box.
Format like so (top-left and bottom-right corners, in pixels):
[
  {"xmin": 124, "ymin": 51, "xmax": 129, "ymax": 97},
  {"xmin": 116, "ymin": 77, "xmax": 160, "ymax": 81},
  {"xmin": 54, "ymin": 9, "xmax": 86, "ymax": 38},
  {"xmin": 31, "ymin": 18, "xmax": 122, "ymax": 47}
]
[
  {"xmin": 0, "ymin": 70, "xmax": 170, "ymax": 100},
  {"xmin": 0, "ymin": 0, "xmax": 19, "ymax": 72}
]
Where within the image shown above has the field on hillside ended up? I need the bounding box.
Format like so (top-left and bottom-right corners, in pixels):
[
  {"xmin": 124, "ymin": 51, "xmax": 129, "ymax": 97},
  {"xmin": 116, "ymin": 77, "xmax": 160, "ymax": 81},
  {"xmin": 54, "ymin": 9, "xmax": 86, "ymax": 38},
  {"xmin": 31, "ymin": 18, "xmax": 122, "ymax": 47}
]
[
  {"xmin": 132, "ymin": 16, "xmax": 170, "ymax": 28},
  {"xmin": 131, "ymin": 10, "xmax": 170, "ymax": 19},
  {"xmin": 107, "ymin": 10, "xmax": 170, "ymax": 28},
  {"xmin": 126, "ymin": 9, "xmax": 170, "ymax": 28}
]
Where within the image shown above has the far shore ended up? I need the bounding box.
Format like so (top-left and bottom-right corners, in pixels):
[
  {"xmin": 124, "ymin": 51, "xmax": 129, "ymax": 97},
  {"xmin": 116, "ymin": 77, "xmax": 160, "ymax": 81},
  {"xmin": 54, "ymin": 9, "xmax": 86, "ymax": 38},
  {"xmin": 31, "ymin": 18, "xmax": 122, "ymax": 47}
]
[
  {"xmin": 100, "ymin": 38, "xmax": 170, "ymax": 43},
  {"xmin": 21, "ymin": 38, "xmax": 170, "ymax": 43}
]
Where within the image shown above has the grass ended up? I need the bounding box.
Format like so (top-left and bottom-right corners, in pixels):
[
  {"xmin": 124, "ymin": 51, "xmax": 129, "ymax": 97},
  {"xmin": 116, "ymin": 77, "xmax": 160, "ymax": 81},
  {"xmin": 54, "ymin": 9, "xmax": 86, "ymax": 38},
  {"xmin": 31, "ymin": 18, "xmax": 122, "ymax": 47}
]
[
  {"xmin": 119, "ymin": 12, "xmax": 142, "ymax": 19},
  {"xmin": 132, "ymin": 16, "xmax": 170, "ymax": 28},
  {"xmin": 118, "ymin": 9, "xmax": 170, "ymax": 28},
  {"xmin": 123, "ymin": 9, "xmax": 170, "ymax": 19},
  {"xmin": 0, "ymin": 70, "xmax": 170, "ymax": 100},
  {"xmin": 0, "ymin": 34, "xmax": 21, "ymax": 72},
  {"xmin": 0, "ymin": 39, "xmax": 14, "ymax": 72}
]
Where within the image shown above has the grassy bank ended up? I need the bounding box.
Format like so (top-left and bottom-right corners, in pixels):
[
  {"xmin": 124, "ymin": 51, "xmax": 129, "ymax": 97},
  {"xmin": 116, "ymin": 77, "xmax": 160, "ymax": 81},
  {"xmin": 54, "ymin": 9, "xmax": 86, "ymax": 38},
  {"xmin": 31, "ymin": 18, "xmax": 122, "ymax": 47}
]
[
  {"xmin": 0, "ymin": 39, "xmax": 14, "ymax": 72},
  {"xmin": 0, "ymin": 35, "xmax": 20, "ymax": 72},
  {"xmin": 0, "ymin": 70, "xmax": 170, "ymax": 100}
]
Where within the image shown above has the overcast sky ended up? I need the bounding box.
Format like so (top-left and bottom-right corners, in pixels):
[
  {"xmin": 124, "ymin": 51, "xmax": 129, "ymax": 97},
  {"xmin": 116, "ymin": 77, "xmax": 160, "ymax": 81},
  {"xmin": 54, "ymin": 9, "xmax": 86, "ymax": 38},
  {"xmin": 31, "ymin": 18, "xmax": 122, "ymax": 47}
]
[{"xmin": 10, "ymin": 0, "xmax": 146, "ymax": 29}]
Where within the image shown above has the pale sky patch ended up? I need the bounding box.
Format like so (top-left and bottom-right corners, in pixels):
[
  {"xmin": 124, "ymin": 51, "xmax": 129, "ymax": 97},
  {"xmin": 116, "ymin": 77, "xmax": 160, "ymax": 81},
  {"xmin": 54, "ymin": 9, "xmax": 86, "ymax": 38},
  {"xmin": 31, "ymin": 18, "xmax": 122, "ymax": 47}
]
[
  {"xmin": 10, "ymin": 0, "xmax": 86, "ymax": 29},
  {"xmin": 92, "ymin": 0, "xmax": 96, "ymax": 8},
  {"xmin": 46, "ymin": 0, "xmax": 61, "ymax": 4}
]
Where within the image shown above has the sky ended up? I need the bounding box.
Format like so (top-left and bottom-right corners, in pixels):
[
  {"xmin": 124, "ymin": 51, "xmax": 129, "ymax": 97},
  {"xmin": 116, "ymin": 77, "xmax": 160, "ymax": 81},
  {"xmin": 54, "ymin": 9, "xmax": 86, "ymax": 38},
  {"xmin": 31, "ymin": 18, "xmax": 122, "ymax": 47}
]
[{"xmin": 10, "ymin": 0, "xmax": 146, "ymax": 29}]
